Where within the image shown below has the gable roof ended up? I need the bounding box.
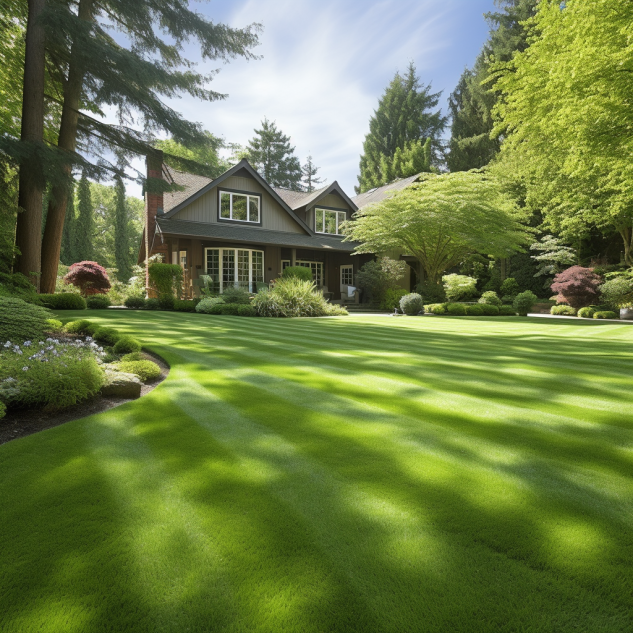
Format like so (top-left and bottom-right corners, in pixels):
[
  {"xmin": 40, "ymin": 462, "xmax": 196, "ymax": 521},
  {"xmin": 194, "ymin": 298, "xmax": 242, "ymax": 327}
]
[
  {"xmin": 351, "ymin": 173, "xmax": 425, "ymax": 209},
  {"xmin": 161, "ymin": 159, "xmax": 312, "ymax": 234},
  {"xmin": 163, "ymin": 165, "xmax": 213, "ymax": 213},
  {"xmin": 274, "ymin": 181, "xmax": 358, "ymax": 212}
]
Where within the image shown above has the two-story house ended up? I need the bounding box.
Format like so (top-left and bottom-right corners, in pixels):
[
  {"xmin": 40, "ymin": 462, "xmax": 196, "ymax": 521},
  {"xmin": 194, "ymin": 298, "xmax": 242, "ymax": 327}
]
[{"xmin": 138, "ymin": 152, "xmax": 374, "ymax": 301}]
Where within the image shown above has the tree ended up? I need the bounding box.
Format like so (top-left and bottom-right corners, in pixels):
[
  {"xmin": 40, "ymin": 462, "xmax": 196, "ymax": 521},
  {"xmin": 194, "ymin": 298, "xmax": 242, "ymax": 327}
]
[
  {"xmin": 491, "ymin": 0, "xmax": 633, "ymax": 264},
  {"xmin": 75, "ymin": 173, "xmax": 93, "ymax": 262},
  {"xmin": 551, "ymin": 266, "xmax": 602, "ymax": 309},
  {"xmin": 114, "ymin": 176, "xmax": 131, "ymax": 282},
  {"xmin": 344, "ymin": 170, "xmax": 530, "ymax": 284},
  {"xmin": 301, "ymin": 156, "xmax": 325, "ymax": 193},
  {"xmin": 447, "ymin": 1, "xmax": 537, "ymax": 172},
  {"xmin": 63, "ymin": 261, "xmax": 111, "ymax": 296},
  {"xmin": 246, "ymin": 119, "xmax": 302, "ymax": 189},
  {"xmin": 530, "ymin": 235, "xmax": 576, "ymax": 288},
  {"xmin": 356, "ymin": 63, "xmax": 445, "ymax": 193},
  {"xmin": 355, "ymin": 257, "xmax": 408, "ymax": 304},
  {"xmin": 60, "ymin": 180, "xmax": 75, "ymax": 265},
  {"xmin": 155, "ymin": 132, "xmax": 230, "ymax": 179}
]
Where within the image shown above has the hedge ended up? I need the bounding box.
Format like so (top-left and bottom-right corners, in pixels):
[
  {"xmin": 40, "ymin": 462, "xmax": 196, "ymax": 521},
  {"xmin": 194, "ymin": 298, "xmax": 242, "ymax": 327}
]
[{"xmin": 38, "ymin": 293, "xmax": 86, "ymax": 310}]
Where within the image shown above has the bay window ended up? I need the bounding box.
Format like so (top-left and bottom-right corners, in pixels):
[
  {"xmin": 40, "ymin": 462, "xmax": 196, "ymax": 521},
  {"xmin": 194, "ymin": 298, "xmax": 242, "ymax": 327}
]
[{"xmin": 205, "ymin": 248, "xmax": 264, "ymax": 293}]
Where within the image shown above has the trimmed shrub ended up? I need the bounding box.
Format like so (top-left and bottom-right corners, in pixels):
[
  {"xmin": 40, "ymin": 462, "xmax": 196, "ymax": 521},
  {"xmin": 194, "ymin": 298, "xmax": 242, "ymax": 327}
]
[
  {"xmin": 325, "ymin": 304, "xmax": 349, "ymax": 316},
  {"xmin": 577, "ymin": 306, "xmax": 595, "ymax": 319},
  {"xmin": 551, "ymin": 305, "xmax": 577, "ymax": 316},
  {"xmin": 513, "ymin": 290, "xmax": 538, "ymax": 316},
  {"xmin": 500, "ymin": 277, "xmax": 520, "ymax": 298},
  {"xmin": 417, "ymin": 281, "xmax": 446, "ymax": 304},
  {"xmin": 399, "ymin": 293, "xmax": 425, "ymax": 316},
  {"xmin": 443, "ymin": 274, "xmax": 477, "ymax": 302},
  {"xmin": 121, "ymin": 351, "xmax": 144, "ymax": 362},
  {"xmin": 499, "ymin": 305, "xmax": 517, "ymax": 316},
  {"xmin": 113, "ymin": 336, "xmax": 142, "ymax": 355},
  {"xmin": 39, "ymin": 293, "xmax": 87, "ymax": 310},
  {"xmin": 253, "ymin": 278, "xmax": 342, "ymax": 318},
  {"xmin": 593, "ymin": 311, "xmax": 618, "ymax": 320},
  {"xmin": 174, "ymin": 300, "xmax": 197, "ymax": 312},
  {"xmin": 551, "ymin": 266, "xmax": 602, "ymax": 309},
  {"xmin": 145, "ymin": 298, "xmax": 160, "ymax": 310},
  {"xmin": 63, "ymin": 319, "xmax": 92, "ymax": 334},
  {"xmin": 158, "ymin": 295, "xmax": 175, "ymax": 311},
  {"xmin": 426, "ymin": 303, "xmax": 447, "ymax": 315},
  {"xmin": 116, "ymin": 360, "xmax": 161, "ymax": 382},
  {"xmin": 46, "ymin": 319, "xmax": 63, "ymax": 332},
  {"xmin": 219, "ymin": 303, "xmax": 240, "ymax": 316},
  {"xmin": 0, "ymin": 297, "xmax": 52, "ymax": 343},
  {"xmin": 466, "ymin": 304, "xmax": 484, "ymax": 316},
  {"xmin": 196, "ymin": 297, "xmax": 225, "ymax": 314},
  {"xmin": 478, "ymin": 291, "xmax": 502, "ymax": 306},
  {"xmin": 124, "ymin": 296, "xmax": 146, "ymax": 309},
  {"xmin": 237, "ymin": 304, "xmax": 257, "ymax": 317},
  {"xmin": 93, "ymin": 327, "xmax": 121, "ymax": 346},
  {"xmin": 208, "ymin": 303, "xmax": 224, "ymax": 315},
  {"xmin": 148, "ymin": 263, "xmax": 182, "ymax": 300},
  {"xmin": 86, "ymin": 295, "xmax": 111, "ymax": 310},
  {"xmin": 355, "ymin": 257, "xmax": 408, "ymax": 304},
  {"xmin": 599, "ymin": 276, "xmax": 633, "ymax": 309},
  {"xmin": 221, "ymin": 286, "xmax": 251, "ymax": 305},
  {"xmin": 480, "ymin": 304, "xmax": 500, "ymax": 316},
  {"xmin": 446, "ymin": 303, "xmax": 467, "ymax": 316},
  {"xmin": 381, "ymin": 288, "xmax": 408, "ymax": 311},
  {"xmin": 64, "ymin": 261, "xmax": 111, "ymax": 296},
  {"xmin": 282, "ymin": 266, "xmax": 313, "ymax": 282}
]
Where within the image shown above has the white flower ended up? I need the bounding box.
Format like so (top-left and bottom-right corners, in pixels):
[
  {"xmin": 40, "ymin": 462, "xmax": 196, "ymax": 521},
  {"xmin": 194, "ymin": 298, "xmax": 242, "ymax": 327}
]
[
  {"xmin": 23, "ymin": 341, "xmax": 32, "ymax": 347},
  {"xmin": 3, "ymin": 341, "xmax": 11, "ymax": 348},
  {"xmin": 22, "ymin": 366, "xmax": 28, "ymax": 371}
]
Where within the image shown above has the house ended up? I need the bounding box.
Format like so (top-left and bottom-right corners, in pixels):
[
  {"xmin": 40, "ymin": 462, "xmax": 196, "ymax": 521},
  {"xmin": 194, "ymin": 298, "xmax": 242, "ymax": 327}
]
[{"xmin": 139, "ymin": 152, "xmax": 373, "ymax": 300}]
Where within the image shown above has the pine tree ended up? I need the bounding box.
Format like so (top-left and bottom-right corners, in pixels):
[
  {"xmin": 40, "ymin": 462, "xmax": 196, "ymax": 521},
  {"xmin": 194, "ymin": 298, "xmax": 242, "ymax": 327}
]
[
  {"xmin": 246, "ymin": 119, "xmax": 302, "ymax": 189},
  {"xmin": 447, "ymin": 1, "xmax": 537, "ymax": 172},
  {"xmin": 114, "ymin": 175, "xmax": 131, "ymax": 282},
  {"xmin": 301, "ymin": 156, "xmax": 325, "ymax": 193},
  {"xmin": 60, "ymin": 180, "xmax": 75, "ymax": 265},
  {"xmin": 356, "ymin": 63, "xmax": 446, "ymax": 193},
  {"xmin": 75, "ymin": 173, "xmax": 93, "ymax": 262}
]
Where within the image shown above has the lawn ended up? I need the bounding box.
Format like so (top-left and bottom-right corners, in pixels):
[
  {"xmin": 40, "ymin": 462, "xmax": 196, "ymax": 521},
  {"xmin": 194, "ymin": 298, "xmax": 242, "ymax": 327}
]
[{"xmin": 1, "ymin": 312, "xmax": 632, "ymax": 632}]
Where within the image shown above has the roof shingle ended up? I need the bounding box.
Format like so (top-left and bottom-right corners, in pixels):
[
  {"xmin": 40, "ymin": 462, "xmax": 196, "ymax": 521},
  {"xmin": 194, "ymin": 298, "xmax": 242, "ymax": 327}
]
[{"xmin": 351, "ymin": 173, "xmax": 423, "ymax": 209}]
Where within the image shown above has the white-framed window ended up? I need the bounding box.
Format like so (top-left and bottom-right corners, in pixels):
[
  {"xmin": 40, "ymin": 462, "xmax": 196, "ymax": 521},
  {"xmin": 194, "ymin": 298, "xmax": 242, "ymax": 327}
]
[
  {"xmin": 205, "ymin": 248, "xmax": 264, "ymax": 293},
  {"xmin": 315, "ymin": 208, "xmax": 346, "ymax": 235},
  {"xmin": 340, "ymin": 265, "xmax": 354, "ymax": 287},
  {"xmin": 281, "ymin": 259, "xmax": 323, "ymax": 286},
  {"xmin": 219, "ymin": 190, "xmax": 260, "ymax": 223}
]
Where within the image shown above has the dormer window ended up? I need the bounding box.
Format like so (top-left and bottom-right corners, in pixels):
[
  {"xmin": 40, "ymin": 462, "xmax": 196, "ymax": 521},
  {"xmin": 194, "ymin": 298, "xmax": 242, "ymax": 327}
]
[
  {"xmin": 315, "ymin": 208, "xmax": 346, "ymax": 235},
  {"xmin": 219, "ymin": 190, "xmax": 260, "ymax": 223}
]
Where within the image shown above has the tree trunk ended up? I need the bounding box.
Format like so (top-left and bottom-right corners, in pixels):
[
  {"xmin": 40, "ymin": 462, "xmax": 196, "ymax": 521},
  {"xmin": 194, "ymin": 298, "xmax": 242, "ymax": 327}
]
[
  {"xmin": 618, "ymin": 226, "xmax": 633, "ymax": 267},
  {"xmin": 40, "ymin": 0, "xmax": 94, "ymax": 294},
  {"xmin": 14, "ymin": 0, "xmax": 47, "ymax": 290}
]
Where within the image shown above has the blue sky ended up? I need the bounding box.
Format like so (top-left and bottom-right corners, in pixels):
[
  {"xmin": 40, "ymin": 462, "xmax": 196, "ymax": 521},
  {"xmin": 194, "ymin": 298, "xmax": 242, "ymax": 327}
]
[{"xmin": 129, "ymin": 0, "xmax": 497, "ymax": 196}]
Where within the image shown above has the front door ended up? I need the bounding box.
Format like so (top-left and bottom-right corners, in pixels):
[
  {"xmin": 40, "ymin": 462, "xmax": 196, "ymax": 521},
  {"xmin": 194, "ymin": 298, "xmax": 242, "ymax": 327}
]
[{"xmin": 340, "ymin": 265, "xmax": 354, "ymax": 294}]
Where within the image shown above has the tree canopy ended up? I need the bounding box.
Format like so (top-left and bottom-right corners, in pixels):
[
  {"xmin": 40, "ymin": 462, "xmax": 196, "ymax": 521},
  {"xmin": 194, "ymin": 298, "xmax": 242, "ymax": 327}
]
[
  {"xmin": 344, "ymin": 170, "xmax": 530, "ymax": 284},
  {"xmin": 155, "ymin": 132, "xmax": 230, "ymax": 180}
]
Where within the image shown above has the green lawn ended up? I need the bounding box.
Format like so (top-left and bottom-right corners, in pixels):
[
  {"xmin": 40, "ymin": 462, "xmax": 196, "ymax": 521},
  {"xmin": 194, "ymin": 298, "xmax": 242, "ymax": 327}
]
[{"xmin": 1, "ymin": 312, "xmax": 632, "ymax": 632}]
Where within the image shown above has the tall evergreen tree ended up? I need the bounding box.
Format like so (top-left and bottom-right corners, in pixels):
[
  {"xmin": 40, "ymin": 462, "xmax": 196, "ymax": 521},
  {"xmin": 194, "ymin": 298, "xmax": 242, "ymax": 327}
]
[
  {"xmin": 301, "ymin": 156, "xmax": 325, "ymax": 193},
  {"xmin": 60, "ymin": 180, "xmax": 75, "ymax": 265},
  {"xmin": 155, "ymin": 132, "xmax": 230, "ymax": 179},
  {"xmin": 447, "ymin": 0, "xmax": 537, "ymax": 172},
  {"xmin": 75, "ymin": 173, "xmax": 93, "ymax": 262},
  {"xmin": 114, "ymin": 175, "xmax": 131, "ymax": 282},
  {"xmin": 356, "ymin": 63, "xmax": 445, "ymax": 194},
  {"xmin": 246, "ymin": 119, "xmax": 302, "ymax": 189}
]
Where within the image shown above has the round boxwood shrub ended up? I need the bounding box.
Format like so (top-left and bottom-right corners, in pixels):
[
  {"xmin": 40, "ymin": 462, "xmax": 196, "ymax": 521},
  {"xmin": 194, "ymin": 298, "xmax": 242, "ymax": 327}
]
[
  {"xmin": 499, "ymin": 305, "xmax": 517, "ymax": 316},
  {"xmin": 466, "ymin": 304, "xmax": 484, "ymax": 316},
  {"xmin": 478, "ymin": 291, "xmax": 502, "ymax": 306},
  {"xmin": 513, "ymin": 290, "xmax": 538, "ymax": 316},
  {"xmin": 196, "ymin": 297, "xmax": 225, "ymax": 314},
  {"xmin": 237, "ymin": 304, "xmax": 257, "ymax": 317},
  {"xmin": 282, "ymin": 266, "xmax": 313, "ymax": 282},
  {"xmin": 117, "ymin": 360, "xmax": 161, "ymax": 382},
  {"xmin": 220, "ymin": 303, "xmax": 240, "ymax": 316},
  {"xmin": 113, "ymin": 336, "xmax": 142, "ymax": 355},
  {"xmin": 46, "ymin": 318, "xmax": 63, "ymax": 332},
  {"xmin": 446, "ymin": 303, "xmax": 467, "ymax": 316},
  {"xmin": 145, "ymin": 298, "xmax": 160, "ymax": 310},
  {"xmin": 593, "ymin": 311, "xmax": 618, "ymax": 320},
  {"xmin": 426, "ymin": 303, "xmax": 447, "ymax": 315},
  {"xmin": 124, "ymin": 296, "xmax": 146, "ymax": 309},
  {"xmin": 480, "ymin": 304, "xmax": 500, "ymax": 316},
  {"xmin": 63, "ymin": 319, "xmax": 92, "ymax": 334},
  {"xmin": 221, "ymin": 286, "xmax": 252, "ymax": 305},
  {"xmin": 38, "ymin": 293, "xmax": 87, "ymax": 310},
  {"xmin": 86, "ymin": 295, "xmax": 111, "ymax": 310},
  {"xmin": 0, "ymin": 297, "xmax": 52, "ymax": 343},
  {"xmin": 121, "ymin": 351, "xmax": 143, "ymax": 362},
  {"xmin": 93, "ymin": 327, "xmax": 121, "ymax": 346},
  {"xmin": 399, "ymin": 293, "xmax": 424, "ymax": 316},
  {"xmin": 551, "ymin": 304, "xmax": 577, "ymax": 316},
  {"xmin": 577, "ymin": 306, "xmax": 595, "ymax": 319},
  {"xmin": 174, "ymin": 299, "xmax": 197, "ymax": 312}
]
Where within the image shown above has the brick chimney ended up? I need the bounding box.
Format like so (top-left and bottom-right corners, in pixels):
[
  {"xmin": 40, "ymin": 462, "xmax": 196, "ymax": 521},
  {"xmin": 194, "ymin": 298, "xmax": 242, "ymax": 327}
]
[{"xmin": 144, "ymin": 149, "xmax": 165, "ymax": 293}]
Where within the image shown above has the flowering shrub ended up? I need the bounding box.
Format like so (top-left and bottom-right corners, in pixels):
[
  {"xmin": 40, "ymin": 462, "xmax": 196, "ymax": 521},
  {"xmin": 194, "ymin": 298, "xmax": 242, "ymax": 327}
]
[
  {"xmin": 0, "ymin": 337, "xmax": 104, "ymax": 411},
  {"xmin": 64, "ymin": 261, "xmax": 111, "ymax": 296},
  {"xmin": 551, "ymin": 266, "xmax": 602, "ymax": 309}
]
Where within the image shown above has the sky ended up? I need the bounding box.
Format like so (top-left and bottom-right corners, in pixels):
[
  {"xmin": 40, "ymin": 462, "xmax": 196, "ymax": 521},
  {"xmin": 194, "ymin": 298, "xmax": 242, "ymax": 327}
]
[{"xmin": 127, "ymin": 0, "xmax": 497, "ymax": 197}]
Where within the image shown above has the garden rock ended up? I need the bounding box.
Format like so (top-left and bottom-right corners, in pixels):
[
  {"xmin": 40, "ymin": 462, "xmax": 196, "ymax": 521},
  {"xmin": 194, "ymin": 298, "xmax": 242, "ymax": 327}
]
[{"xmin": 101, "ymin": 369, "xmax": 142, "ymax": 398}]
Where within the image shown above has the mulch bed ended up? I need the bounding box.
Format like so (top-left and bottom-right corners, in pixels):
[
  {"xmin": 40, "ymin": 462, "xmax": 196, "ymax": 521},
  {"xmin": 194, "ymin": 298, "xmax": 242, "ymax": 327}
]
[{"xmin": 0, "ymin": 350, "xmax": 170, "ymax": 446}]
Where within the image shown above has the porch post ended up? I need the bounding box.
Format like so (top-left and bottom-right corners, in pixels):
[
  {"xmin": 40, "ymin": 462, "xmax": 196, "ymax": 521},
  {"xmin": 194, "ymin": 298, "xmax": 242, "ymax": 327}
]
[{"xmin": 291, "ymin": 248, "xmax": 297, "ymax": 266}]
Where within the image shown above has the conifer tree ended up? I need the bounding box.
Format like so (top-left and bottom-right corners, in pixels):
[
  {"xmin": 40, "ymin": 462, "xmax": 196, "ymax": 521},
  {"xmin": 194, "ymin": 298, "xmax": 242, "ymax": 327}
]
[
  {"xmin": 301, "ymin": 156, "xmax": 325, "ymax": 193},
  {"xmin": 356, "ymin": 63, "xmax": 445, "ymax": 193},
  {"xmin": 60, "ymin": 180, "xmax": 75, "ymax": 265},
  {"xmin": 114, "ymin": 175, "xmax": 131, "ymax": 282},
  {"xmin": 75, "ymin": 173, "xmax": 93, "ymax": 262},
  {"xmin": 246, "ymin": 119, "xmax": 302, "ymax": 189}
]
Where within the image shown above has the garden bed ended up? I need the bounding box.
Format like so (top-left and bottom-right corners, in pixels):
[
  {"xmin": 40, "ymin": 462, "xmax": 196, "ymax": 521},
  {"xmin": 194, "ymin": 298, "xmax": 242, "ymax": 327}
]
[{"xmin": 0, "ymin": 350, "xmax": 169, "ymax": 445}]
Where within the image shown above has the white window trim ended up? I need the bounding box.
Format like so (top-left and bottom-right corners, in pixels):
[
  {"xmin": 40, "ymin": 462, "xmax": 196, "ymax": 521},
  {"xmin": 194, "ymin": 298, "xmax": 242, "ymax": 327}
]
[
  {"xmin": 315, "ymin": 208, "xmax": 346, "ymax": 235},
  {"xmin": 219, "ymin": 190, "xmax": 261, "ymax": 224},
  {"xmin": 205, "ymin": 247, "xmax": 264, "ymax": 293}
]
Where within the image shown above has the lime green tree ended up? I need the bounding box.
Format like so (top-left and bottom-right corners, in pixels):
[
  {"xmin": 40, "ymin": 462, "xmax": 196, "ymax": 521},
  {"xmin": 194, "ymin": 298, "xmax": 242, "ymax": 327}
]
[
  {"xmin": 492, "ymin": 0, "xmax": 633, "ymax": 263},
  {"xmin": 344, "ymin": 170, "xmax": 530, "ymax": 284}
]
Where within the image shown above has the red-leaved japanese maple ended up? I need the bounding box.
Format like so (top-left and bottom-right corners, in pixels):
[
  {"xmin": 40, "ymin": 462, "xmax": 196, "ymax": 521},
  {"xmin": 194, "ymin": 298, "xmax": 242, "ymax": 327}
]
[
  {"xmin": 63, "ymin": 261, "xmax": 111, "ymax": 296},
  {"xmin": 551, "ymin": 266, "xmax": 602, "ymax": 309}
]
